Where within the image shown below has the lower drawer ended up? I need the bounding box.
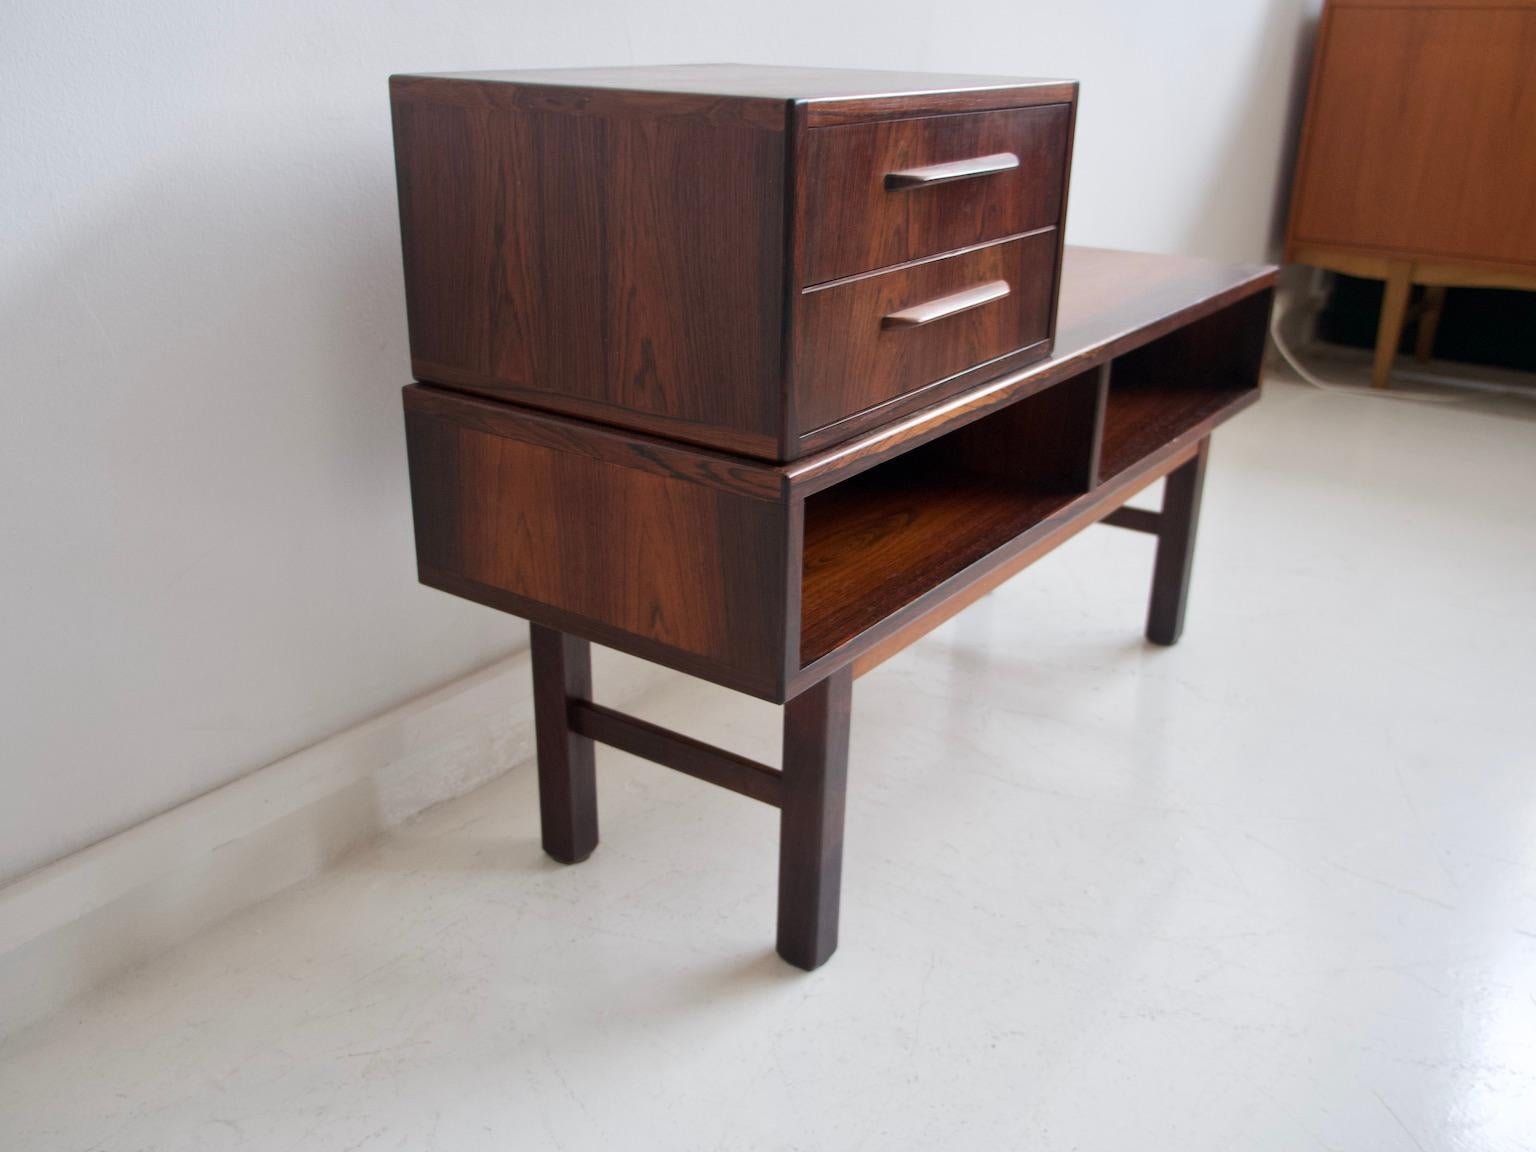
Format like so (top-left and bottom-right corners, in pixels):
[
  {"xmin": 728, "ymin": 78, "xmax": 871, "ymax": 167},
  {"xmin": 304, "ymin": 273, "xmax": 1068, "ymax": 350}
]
[{"xmin": 792, "ymin": 229, "xmax": 1058, "ymax": 439}]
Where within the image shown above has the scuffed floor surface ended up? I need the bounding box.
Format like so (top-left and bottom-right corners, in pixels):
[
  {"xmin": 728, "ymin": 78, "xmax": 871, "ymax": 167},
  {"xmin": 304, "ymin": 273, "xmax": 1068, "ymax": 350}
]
[{"xmin": 3, "ymin": 376, "xmax": 1536, "ymax": 1151}]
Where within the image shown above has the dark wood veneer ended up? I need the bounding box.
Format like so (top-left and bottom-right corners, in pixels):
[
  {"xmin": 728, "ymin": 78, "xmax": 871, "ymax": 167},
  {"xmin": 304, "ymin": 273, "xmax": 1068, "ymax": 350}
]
[
  {"xmin": 568, "ymin": 700, "xmax": 782, "ymax": 807},
  {"xmin": 786, "ymin": 249, "xmax": 1274, "ymax": 492},
  {"xmin": 777, "ymin": 667, "xmax": 852, "ymax": 970},
  {"xmin": 390, "ymin": 65, "xmax": 1078, "ymax": 461},
  {"xmin": 1098, "ymin": 286, "xmax": 1270, "ymax": 482},
  {"xmin": 1147, "ymin": 444, "xmax": 1208, "ymax": 646},
  {"xmin": 801, "ymin": 470, "xmax": 1077, "ymax": 665},
  {"xmin": 797, "ymin": 104, "xmax": 1071, "ymax": 285},
  {"xmin": 392, "ymin": 74, "xmax": 786, "ymax": 458},
  {"xmin": 404, "ymin": 402, "xmax": 788, "ymax": 696},
  {"xmin": 400, "ymin": 241, "xmax": 1274, "ymax": 970},
  {"xmin": 799, "ymin": 367, "xmax": 1103, "ymax": 664},
  {"xmin": 403, "ymin": 384, "xmax": 783, "ymax": 502},
  {"xmin": 530, "ymin": 625, "xmax": 599, "ymax": 864},
  {"xmin": 404, "ymin": 247, "xmax": 1275, "ymax": 703},
  {"xmin": 793, "ymin": 230, "xmax": 1058, "ymax": 436},
  {"xmin": 405, "ymin": 63, "xmax": 1076, "ymax": 124},
  {"xmin": 1099, "ymin": 383, "xmax": 1245, "ymax": 485}
]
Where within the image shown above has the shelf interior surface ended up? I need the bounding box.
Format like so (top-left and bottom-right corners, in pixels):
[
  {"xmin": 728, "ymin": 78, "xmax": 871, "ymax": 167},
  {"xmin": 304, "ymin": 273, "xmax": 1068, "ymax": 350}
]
[
  {"xmin": 799, "ymin": 455, "xmax": 1077, "ymax": 667},
  {"xmin": 1097, "ymin": 381, "xmax": 1249, "ymax": 484},
  {"xmin": 1096, "ymin": 288, "xmax": 1269, "ymax": 483}
]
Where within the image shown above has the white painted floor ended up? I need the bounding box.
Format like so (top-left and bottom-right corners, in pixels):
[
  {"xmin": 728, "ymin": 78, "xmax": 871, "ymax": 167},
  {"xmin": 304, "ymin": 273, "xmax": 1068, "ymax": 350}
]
[{"xmin": 4, "ymin": 375, "xmax": 1536, "ymax": 1151}]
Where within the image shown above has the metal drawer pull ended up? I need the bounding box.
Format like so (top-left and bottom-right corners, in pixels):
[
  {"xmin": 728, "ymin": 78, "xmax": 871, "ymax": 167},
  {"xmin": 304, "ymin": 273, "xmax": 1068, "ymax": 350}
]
[
  {"xmin": 881, "ymin": 280, "xmax": 1011, "ymax": 329},
  {"xmin": 884, "ymin": 152, "xmax": 1020, "ymax": 189}
]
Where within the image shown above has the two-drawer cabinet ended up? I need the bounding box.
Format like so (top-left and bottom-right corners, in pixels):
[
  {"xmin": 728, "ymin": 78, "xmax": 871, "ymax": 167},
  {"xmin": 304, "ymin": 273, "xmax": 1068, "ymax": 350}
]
[
  {"xmin": 390, "ymin": 64, "xmax": 1275, "ymax": 970},
  {"xmin": 390, "ymin": 65, "xmax": 1077, "ymax": 461}
]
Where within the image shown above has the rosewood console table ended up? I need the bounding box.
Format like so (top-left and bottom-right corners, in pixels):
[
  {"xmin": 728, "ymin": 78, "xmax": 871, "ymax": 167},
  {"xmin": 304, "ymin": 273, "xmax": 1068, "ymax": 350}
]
[{"xmin": 402, "ymin": 245, "xmax": 1275, "ymax": 969}]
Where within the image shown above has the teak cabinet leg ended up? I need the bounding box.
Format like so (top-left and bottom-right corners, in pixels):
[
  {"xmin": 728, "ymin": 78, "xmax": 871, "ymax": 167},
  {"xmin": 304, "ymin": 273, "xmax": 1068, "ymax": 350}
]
[
  {"xmin": 1415, "ymin": 284, "xmax": 1447, "ymax": 363},
  {"xmin": 1373, "ymin": 262, "xmax": 1414, "ymax": 390},
  {"xmin": 530, "ymin": 624, "xmax": 599, "ymax": 864},
  {"xmin": 1147, "ymin": 440, "xmax": 1210, "ymax": 646},
  {"xmin": 777, "ymin": 667, "xmax": 853, "ymax": 971}
]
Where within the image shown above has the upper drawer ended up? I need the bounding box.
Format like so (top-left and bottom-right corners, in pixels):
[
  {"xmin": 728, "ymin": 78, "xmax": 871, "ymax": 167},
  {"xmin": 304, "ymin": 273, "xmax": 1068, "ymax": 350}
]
[{"xmin": 795, "ymin": 104, "xmax": 1073, "ymax": 286}]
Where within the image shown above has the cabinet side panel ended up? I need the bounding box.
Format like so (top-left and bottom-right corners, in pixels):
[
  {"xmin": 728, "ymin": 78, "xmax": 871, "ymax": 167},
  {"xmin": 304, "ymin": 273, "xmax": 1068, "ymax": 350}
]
[
  {"xmin": 404, "ymin": 407, "xmax": 786, "ymax": 696},
  {"xmin": 391, "ymin": 80, "xmax": 788, "ymax": 454}
]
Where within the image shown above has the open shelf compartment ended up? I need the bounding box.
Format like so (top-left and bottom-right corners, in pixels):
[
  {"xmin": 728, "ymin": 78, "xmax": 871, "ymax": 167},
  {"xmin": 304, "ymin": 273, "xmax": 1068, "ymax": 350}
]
[
  {"xmin": 799, "ymin": 369, "xmax": 1102, "ymax": 667},
  {"xmin": 1099, "ymin": 288, "xmax": 1270, "ymax": 484}
]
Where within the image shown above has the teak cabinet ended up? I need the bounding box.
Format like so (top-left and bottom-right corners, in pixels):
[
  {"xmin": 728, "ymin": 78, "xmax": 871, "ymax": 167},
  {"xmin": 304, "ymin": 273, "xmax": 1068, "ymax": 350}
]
[
  {"xmin": 1286, "ymin": 0, "xmax": 1536, "ymax": 388},
  {"xmin": 392, "ymin": 65, "xmax": 1275, "ymax": 970},
  {"xmin": 391, "ymin": 65, "xmax": 1077, "ymax": 460}
]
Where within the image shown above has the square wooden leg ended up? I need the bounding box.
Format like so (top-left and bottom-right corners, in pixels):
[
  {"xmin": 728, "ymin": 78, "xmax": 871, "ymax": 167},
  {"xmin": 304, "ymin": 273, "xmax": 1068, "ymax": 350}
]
[
  {"xmin": 1146, "ymin": 439, "xmax": 1209, "ymax": 646},
  {"xmin": 1372, "ymin": 261, "xmax": 1414, "ymax": 390},
  {"xmin": 776, "ymin": 667, "xmax": 853, "ymax": 971},
  {"xmin": 530, "ymin": 624, "xmax": 599, "ymax": 864},
  {"xmin": 1415, "ymin": 284, "xmax": 1447, "ymax": 363}
]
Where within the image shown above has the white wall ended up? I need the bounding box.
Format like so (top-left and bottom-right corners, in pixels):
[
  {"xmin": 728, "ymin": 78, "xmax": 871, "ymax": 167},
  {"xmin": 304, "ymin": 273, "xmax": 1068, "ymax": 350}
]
[{"xmin": 0, "ymin": 0, "xmax": 1319, "ymax": 885}]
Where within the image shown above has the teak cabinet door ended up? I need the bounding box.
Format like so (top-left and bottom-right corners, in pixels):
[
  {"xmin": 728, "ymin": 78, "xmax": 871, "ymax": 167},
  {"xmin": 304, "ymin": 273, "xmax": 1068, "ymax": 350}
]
[{"xmin": 1290, "ymin": 2, "xmax": 1536, "ymax": 266}]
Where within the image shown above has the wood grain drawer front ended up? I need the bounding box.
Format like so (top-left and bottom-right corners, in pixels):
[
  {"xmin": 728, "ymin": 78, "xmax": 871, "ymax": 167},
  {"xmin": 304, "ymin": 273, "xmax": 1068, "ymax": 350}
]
[
  {"xmin": 793, "ymin": 230, "xmax": 1057, "ymax": 437},
  {"xmin": 796, "ymin": 104, "xmax": 1072, "ymax": 286}
]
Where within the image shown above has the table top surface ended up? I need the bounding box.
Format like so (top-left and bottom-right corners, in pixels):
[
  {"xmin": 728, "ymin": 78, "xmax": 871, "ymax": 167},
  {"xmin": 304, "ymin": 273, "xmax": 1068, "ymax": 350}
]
[{"xmin": 1055, "ymin": 245, "xmax": 1276, "ymax": 354}]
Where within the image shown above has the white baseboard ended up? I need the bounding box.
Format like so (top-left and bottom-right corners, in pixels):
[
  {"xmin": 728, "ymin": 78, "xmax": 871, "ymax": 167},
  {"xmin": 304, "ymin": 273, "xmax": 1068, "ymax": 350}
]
[{"xmin": 0, "ymin": 643, "xmax": 670, "ymax": 1037}]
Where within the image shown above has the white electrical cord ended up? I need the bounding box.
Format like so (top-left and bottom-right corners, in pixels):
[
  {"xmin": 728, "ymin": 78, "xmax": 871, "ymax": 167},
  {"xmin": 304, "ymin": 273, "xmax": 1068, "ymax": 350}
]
[{"xmin": 1269, "ymin": 293, "xmax": 1536, "ymax": 405}]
